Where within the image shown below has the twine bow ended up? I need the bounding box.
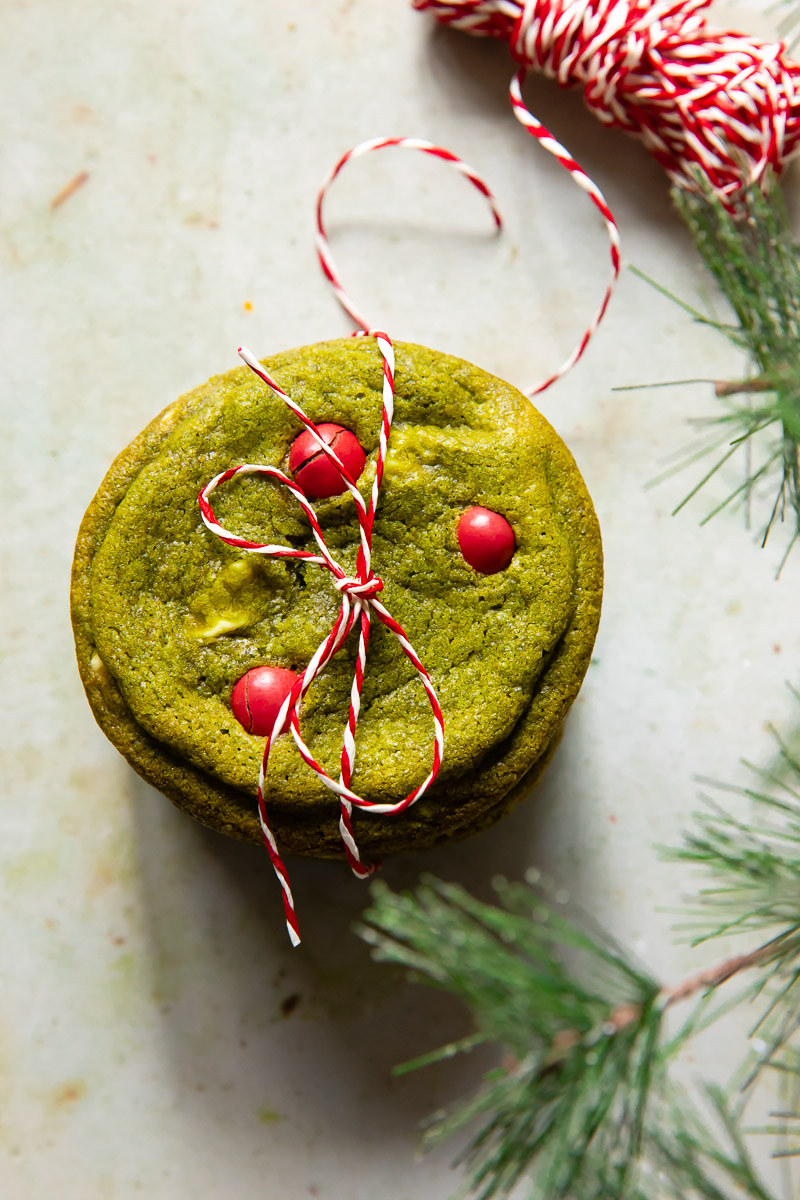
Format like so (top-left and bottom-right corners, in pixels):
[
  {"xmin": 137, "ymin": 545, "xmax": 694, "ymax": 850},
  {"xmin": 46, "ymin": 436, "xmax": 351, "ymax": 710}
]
[
  {"xmin": 199, "ymin": 334, "xmax": 444, "ymax": 946},
  {"xmin": 198, "ymin": 131, "xmax": 611, "ymax": 944}
]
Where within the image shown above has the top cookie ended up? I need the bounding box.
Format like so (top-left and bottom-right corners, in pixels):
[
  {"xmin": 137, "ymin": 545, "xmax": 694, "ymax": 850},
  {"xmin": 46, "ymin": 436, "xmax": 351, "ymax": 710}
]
[{"xmin": 71, "ymin": 338, "xmax": 602, "ymax": 858}]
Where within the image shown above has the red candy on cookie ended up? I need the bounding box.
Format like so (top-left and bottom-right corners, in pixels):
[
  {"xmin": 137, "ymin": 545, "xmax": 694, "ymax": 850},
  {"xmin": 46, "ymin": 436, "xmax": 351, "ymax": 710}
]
[
  {"xmin": 457, "ymin": 506, "xmax": 516, "ymax": 574},
  {"xmin": 231, "ymin": 666, "xmax": 299, "ymax": 737},
  {"xmin": 288, "ymin": 423, "xmax": 366, "ymax": 499}
]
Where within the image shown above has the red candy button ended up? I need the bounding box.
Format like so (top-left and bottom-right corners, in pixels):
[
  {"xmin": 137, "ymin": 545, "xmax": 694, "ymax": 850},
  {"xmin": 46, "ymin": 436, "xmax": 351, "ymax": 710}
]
[
  {"xmin": 457, "ymin": 507, "xmax": 516, "ymax": 574},
  {"xmin": 288, "ymin": 423, "xmax": 366, "ymax": 499},
  {"xmin": 231, "ymin": 666, "xmax": 299, "ymax": 737}
]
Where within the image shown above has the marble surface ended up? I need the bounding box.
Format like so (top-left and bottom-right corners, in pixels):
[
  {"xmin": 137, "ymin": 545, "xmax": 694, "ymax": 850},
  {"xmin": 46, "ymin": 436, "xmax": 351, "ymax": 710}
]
[{"xmin": 2, "ymin": 1, "xmax": 800, "ymax": 1197}]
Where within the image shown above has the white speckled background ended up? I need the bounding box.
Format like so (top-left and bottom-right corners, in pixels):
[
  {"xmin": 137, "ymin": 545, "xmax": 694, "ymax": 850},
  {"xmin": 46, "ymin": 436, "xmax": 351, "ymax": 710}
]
[{"xmin": 2, "ymin": 2, "xmax": 800, "ymax": 1196}]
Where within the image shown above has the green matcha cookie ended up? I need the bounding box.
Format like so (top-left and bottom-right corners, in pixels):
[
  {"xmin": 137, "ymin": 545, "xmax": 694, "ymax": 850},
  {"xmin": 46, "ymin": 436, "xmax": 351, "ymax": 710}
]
[{"xmin": 71, "ymin": 338, "xmax": 602, "ymax": 859}]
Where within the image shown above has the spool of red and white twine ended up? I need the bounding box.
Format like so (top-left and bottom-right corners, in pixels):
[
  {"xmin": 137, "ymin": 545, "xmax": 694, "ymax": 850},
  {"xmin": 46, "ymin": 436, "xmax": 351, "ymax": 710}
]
[{"xmin": 412, "ymin": 0, "xmax": 800, "ymax": 201}]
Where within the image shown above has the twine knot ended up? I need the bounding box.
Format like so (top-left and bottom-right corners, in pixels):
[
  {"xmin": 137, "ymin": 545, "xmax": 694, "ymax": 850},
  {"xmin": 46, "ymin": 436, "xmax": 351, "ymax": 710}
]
[{"xmin": 334, "ymin": 573, "xmax": 384, "ymax": 599}]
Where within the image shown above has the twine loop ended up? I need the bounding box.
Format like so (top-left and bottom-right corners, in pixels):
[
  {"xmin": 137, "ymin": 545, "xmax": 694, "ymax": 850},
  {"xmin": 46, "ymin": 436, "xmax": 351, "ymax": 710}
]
[{"xmin": 315, "ymin": 134, "xmax": 615, "ymax": 394}]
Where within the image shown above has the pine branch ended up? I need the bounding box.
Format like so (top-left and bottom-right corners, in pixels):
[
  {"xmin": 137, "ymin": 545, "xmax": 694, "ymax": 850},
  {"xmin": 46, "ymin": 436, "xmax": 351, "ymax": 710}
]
[
  {"xmin": 360, "ymin": 875, "xmax": 783, "ymax": 1199},
  {"xmin": 361, "ymin": 876, "xmax": 664, "ymax": 1200},
  {"xmin": 666, "ymin": 716, "xmax": 800, "ymax": 1095},
  {"xmin": 663, "ymin": 938, "xmax": 794, "ymax": 1008},
  {"xmin": 359, "ymin": 696, "xmax": 800, "ymax": 1197},
  {"xmin": 636, "ymin": 180, "xmax": 800, "ymax": 568}
]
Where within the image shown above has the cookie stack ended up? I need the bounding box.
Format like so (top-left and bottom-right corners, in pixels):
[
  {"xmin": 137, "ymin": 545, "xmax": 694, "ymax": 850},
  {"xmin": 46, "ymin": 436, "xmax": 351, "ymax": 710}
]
[{"xmin": 71, "ymin": 339, "xmax": 602, "ymax": 858}]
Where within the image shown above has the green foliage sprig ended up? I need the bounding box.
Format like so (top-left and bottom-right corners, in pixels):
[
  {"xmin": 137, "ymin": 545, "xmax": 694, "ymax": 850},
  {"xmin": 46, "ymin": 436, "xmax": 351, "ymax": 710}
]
[
  {"xmin": 359, "ymin": 702, "xmax": 800, "ymax": 1199},
  {"xmin": 667, "ymin": 713, "xmax": 800, "ymax": 1094},
  {"xmin": 629, "ymin": 182, "xmax": 800, "ymax": 569},
  {"xmin": 362, "ymin": 877, "xmax": 663, "ymax": 1200}
]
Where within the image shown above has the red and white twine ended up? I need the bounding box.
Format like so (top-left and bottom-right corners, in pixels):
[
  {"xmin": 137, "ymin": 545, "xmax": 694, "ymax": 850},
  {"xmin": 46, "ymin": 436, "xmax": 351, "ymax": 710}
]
[
  {"xmin": 199, "ymin": 133, "xmax": 618, "ymax": 941},
  {"xmin": 315, "ymin": 132, "xmax": 615, "ymax": 394},
  {"xmin": 199, "ymin": 334, "xmax": 444, "ymax": 947},
  {"xmin": 316, "ymin": 136, "xmax": 502, "ymax": 332},
  {"xmin": 412, "ymin": 0, "xmax": 800, "ymax": 200},
  {"xmin": 507, "ymin": 73, "xmax": 620, "ymax": 392}
]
